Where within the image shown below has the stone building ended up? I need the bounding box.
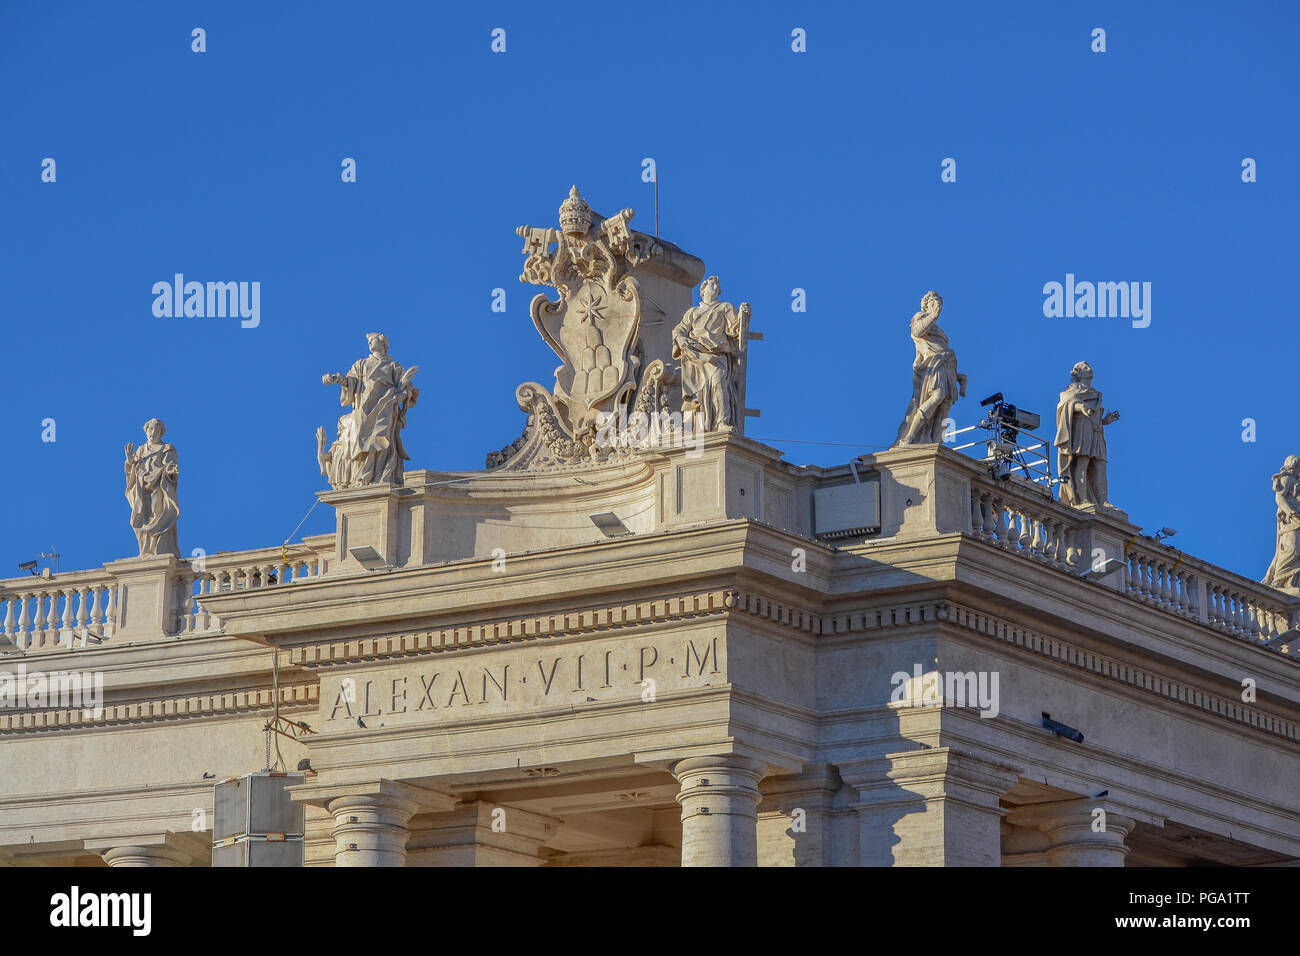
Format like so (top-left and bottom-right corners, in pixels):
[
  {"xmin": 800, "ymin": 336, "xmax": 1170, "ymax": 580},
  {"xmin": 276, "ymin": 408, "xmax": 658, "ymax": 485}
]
[{"xmin": 1, "ymin": 187, "xmax": 1297, "ymax": 867}]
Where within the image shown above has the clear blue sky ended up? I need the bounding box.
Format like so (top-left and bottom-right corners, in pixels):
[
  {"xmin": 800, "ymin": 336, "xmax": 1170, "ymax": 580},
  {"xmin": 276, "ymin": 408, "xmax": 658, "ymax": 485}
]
[{"xmin": 1, "ymin": 1, "xmax": 1295, "ymax": 583}]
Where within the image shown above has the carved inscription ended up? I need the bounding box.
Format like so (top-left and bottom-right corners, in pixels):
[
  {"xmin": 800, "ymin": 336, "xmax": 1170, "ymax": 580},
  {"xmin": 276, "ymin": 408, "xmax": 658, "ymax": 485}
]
[{"xmin": 324, "ymin": 637, "xmax": 722, "ymax": 725}]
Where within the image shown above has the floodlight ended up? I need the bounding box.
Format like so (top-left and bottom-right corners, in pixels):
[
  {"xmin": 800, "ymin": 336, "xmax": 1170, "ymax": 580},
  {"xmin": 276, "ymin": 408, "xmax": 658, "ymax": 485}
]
[
  {"xmin": 348, "ymin": 546, "xmax": 390, "ymax": 571},
  {"xmin": 589, "ymin": 512, "xmax": 632, "ymax": 538},
  {"xmin": 1082, "ymin": 558, "xmax": 1125, "ymax": 581}
]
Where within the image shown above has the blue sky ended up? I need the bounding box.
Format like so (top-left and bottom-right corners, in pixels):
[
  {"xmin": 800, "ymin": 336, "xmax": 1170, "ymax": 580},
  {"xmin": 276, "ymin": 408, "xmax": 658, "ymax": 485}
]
[{"xmin": 1, "ymin": 1, "xmax": 1296, "ymax": 582}]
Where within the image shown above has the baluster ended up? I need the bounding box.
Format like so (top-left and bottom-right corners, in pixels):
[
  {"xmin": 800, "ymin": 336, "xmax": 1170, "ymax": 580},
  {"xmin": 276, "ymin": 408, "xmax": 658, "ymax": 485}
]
[
  {"xmin": 1159, "ymin": 564, "xmax": 1172, "ymax": 606},
  {"xmin": 105, "ymin": 585, "xmax": 119, "ymax": 637},
  {"xmin": 969, "ymin": 493, "xmax": 981, "ymax": 536},
  {"xmin": 198, "ymin": 575, "xmax": 212, "ymax": 630},
  {"xmin": 2, "ymin": 595, "xmax": 14, "ymax": 645},
  {"xmin": 309, "ymin": 557, "xmax": 321, "ymax": 577},
  {"xmin": 88, "ymin": 586, "xmax": 103, "ymax": 638},
  {"xmin": 1030, "ymin": 515, "xmax": 1046, "ymax": 556},
  {"xmin": 75, "ymin": 586, "xmax": 90, "ymax": 638},
  {"xmin": 60, "ymin": 588, "xmax": 74, "ymax": 638},
  {"xmin": 16, "ymin": 594, "xmax": 31, "ymax": 649},
  {"xmin": 33, "ymin": 591, "xmax": 48, "ymax": 647}
]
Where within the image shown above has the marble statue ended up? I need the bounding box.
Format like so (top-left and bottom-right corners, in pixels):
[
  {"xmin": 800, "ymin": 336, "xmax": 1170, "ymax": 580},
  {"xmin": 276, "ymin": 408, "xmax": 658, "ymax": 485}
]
[
  {"xmin": 1263, "ymin": 455, "xmax": 1300, "ymax": 592},
  {"xmin": 124, "ymin": 418, "xmax": 180, "ymax": 557},
  {"xmin": 672, "ymin": 276, "xmax": 750, "ymax": 432},
  {"xmin": 316, "ymin": 414, "xmax": 359, "ymax": 491},
  {"xmin": 1054, "ymin": 361, "xmax": 1120, "ymax": 509},
  {"xmin": 321, "ymin": 333, "xmax": 419, "ymax": 487},
  {"xmin": 894, "ymin": 291, "xmax": 967, "ymax": 445}
]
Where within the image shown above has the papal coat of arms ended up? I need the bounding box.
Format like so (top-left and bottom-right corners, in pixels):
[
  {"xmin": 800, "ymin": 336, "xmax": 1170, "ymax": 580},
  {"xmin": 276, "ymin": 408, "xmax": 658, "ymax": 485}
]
[{"xmin": 487, "ymin": 186, "xmax": 671, "ymax": 468}]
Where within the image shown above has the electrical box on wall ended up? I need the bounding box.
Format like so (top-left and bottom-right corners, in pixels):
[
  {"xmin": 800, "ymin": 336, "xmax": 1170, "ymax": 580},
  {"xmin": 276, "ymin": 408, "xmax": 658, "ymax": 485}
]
[{"xmin": 813, "ymin": 478, "xmax": 881, "ymax": 539}]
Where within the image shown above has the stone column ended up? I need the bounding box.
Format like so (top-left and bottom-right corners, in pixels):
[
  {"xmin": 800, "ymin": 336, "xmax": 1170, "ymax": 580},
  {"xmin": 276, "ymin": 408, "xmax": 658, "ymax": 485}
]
[
  {"xmin": 672, "ymin": 755, "xmax": 766, "ymax": 867},
  {"xmin": 102, "ymin": 845, "xmax": 189, "ymax": 867},
  {"xmin": 328, "ymin": 792, "xmax": 421, "ymax": 867},
  {"xmin": 85, "ymin": 833, "xmax": 196, "ymax": 867},
  {"xmin": 840, "ymin": 748, "xmax": 1020, "ymax": 866},
  {"xmin": 293, "ymin": 780, "xmax": 459, "ymax": 867},
  {"xmin": 1006, "ymin": 798, "xmax": 1137, "ymax": 866}
]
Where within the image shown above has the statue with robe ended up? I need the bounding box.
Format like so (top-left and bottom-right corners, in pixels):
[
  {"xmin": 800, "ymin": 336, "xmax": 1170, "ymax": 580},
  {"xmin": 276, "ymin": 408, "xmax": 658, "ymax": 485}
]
[
  {"xmin": 124, "ymin": 418, "xmax": 180, "ymax": 556},
  {"xmin": 672, "ymin": 275, "xmax": 749, "ymax": 432},
  {"xmin": 1263, "ymin": 455, "xmax": 1300, "ymax": 592},
  {"xmin": 316, "ymin": 414, "xmax": 359, "ymax": 490},
  {"xmin": 1054, "ymin": 361, "xmax": 1120, "ymax": 508},
  {"xmin": 321, "ymin": 332, "xmax": 419, "ymax": 486},
  {"xmin": 894, "ymin": 291, "xmax": 967, "ymax": 445}
]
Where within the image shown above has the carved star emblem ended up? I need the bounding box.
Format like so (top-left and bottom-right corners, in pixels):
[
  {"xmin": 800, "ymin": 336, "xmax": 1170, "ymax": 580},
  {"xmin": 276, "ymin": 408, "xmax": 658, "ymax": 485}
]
[{"xmin": 573, "ymin": 289, "xmax": 607, "ymax": 324}]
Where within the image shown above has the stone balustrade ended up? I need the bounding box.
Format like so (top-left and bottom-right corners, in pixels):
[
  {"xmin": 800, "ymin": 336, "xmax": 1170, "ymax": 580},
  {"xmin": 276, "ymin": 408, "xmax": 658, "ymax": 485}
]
[
  {"xmin": 0, "ymin": 570, "xmax": 121, "ymax": 651},
  {"xmin": 968, "ymin": 479, "xmax": 1081, "ymax": 571},
  {"xmin": 1125, "ymin": 538, "xmax": 1299, "ymax": 644},
  {"xmin": 177, "ymin": 544, "xmax": 329, "ymax": 635},
  {"xmin": 966, "ymin": 469, "xmax": 1299, "ymax": 650},
  {"xmin": 0, "ymin": 538, "xmax": 333, "ymax": 653}
]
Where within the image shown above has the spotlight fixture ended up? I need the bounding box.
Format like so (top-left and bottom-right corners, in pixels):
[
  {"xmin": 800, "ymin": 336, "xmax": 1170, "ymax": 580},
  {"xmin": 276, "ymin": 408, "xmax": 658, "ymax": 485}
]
[
  {"xmin": 589, "ymin": 512, "xmax": 632, "ymax": 538},
  {"xmin": 17, "ymin": 560, "xmax": 37, "ymax": 575},
  {"xmin": 1152, "ymin": 527, "xmax": 1178, "ymax": 541},
  {"xmin": 1081, "ymin": 557, "xmax": 1125, "ymax": 581},
  {"xmin": 347, "ymin": 546, "xmax": 391, "ymax": 572}
]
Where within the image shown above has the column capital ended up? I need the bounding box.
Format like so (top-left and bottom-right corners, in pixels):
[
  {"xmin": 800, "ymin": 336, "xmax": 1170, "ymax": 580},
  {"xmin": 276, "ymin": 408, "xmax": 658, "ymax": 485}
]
[
  {"xmin": 85, "ymin": 832, "xmax": 199, "ymax": 867},
  {"xmin": 1005, "ymin": 797, "xmax": 1142, "ymax": 866},
  {"xmin": 309, "ymin": 780, "xmax": 459, "ymax": 867}
]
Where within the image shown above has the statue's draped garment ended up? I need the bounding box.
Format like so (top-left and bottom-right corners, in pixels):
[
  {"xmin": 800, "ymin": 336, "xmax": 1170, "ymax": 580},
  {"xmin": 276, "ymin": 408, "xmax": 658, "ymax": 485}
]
[
  {"xmin": 337, "ymin": 353, "xmax": 413, "ymax": 485},
  {"xmin": 895, "ymin": 311, "xmax": 960, "ymax": 442},
  {"xmin": 673, "ymin": 299, "xmax": 741, "ymax": 431},
  {"xmin": 1264, "ymin": 466, "xmax": 1300, "ymax": 590},
  {"xmin": 1054, "ymin": 382, "xmax": 1109, "ymax": 468},
  {"xmin": 125, "ymin": 441, "xmax": 179, "ymax": 556}
]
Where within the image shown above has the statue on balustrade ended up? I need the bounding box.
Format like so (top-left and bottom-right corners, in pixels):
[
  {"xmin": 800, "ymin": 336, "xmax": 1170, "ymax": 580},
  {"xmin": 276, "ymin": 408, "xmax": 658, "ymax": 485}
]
[
  {"xmin": 1054, "ymin": 361, "xmax": 1120, "ymax": 509},
  {"xmin": 672, "ymin": 275, "xmax": 750, "ymax": 432},
  {"xmin": 320, "ymin": 332, "xmax": 419, "ymax": 487},
  {"xmin": 894, "ymin": 291, "xmax": 967, "ymax": 445},
  {"xmin": 1263, "ymin": 455, "xmax": 1300, "ymax": 593},
  {"xmin": 124, "ymin": 418, "xmax": 180, "ymax": 557},
  {"xmin": 316, "ymin": 414, "xmax": 359, "ymax": 491}
]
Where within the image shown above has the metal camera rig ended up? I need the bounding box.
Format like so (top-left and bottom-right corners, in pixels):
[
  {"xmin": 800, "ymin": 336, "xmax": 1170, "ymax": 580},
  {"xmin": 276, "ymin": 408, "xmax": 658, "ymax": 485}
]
[{"xmin": 950, "ymin": 392, "xmax": 1055, "ymax": 487}]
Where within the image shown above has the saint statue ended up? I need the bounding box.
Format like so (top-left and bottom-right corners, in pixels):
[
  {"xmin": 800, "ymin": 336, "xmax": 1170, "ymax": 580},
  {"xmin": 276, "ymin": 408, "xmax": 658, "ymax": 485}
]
[
  {"xmin": 894, "ymin": 291, "xmax": 967, "ymax": 445},
  {"xmin": 672, "ymin": 275, "xmax": 749, "ymax": 432},
  {"xmin": 321, "ymin": 333, "xmax": 419, "ymax": 487},
  {"xmin": 316, "ymin": 414, "xmax": 359, "ymax": 490},
  {"xmin": 124, "ymin": 418, "xmax": 180, "ymax": 557},
  {"xmin": 1263, "ymin": 455, "xmax": 1300, "ymax": 592},
  {"xmin": 1054, "ymin": 361, "xmax": 1120, "ymax": 508}
]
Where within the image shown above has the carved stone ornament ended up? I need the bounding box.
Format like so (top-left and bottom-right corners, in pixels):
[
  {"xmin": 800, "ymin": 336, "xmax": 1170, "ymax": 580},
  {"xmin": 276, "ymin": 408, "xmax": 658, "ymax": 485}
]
[
  {"xmin": 488, "ymin": 186, "xmax": 675, "ymax": 469},
  {"xmin": 1263, "ymin": 455, "xmax": 1300, "ymax": 593},
  {"xmin": 1054, "ymin": 360, "xmax": 1120, "ymax": 510},
  {"xmin": 124, "ymin": 418, "xmax": 180, "ymax": 557},
  {"xmin": 319, "ymin": 332, "xmax": 419, "ymax": 488},
  {"xmin": 893, "ymin": 291, "xmax": 967, "ymax": 446}
]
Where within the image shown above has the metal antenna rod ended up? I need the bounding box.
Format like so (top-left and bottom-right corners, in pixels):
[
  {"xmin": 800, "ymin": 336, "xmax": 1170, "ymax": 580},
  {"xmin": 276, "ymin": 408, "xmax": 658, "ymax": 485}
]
[{"xmin": 655, "ymin": 172, "xmax": 659, "ymax": 237}]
